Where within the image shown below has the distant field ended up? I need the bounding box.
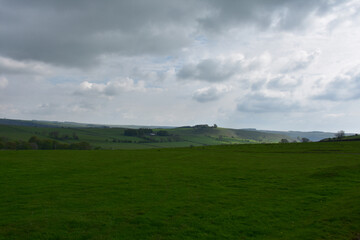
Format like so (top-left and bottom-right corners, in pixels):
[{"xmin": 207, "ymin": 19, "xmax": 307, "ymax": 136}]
[
  {"xmin": 0, "ymin": 124, "xmax": 292, "ymax": 149},
  {"xmin": 1, "ymin": 142, "xmax": 360, "ymax": 239}
]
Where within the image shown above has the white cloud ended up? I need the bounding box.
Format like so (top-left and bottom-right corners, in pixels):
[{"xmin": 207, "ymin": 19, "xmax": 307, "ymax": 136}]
[
  {"xmin": 0, "ymin": 56, "xmax": 51, "ymax": 75},
  {"xmin": 315, "ymin": 67, "xmax": 360, "ymax": 101},
  {"xmin": 281, "ymin": 50, "xmax": 320, "ymax": 72},
  {"xmin": 75, "ymin": 78, "xmax": 146, "ymax": 97},
  {"xmin": 266, "ymin": 75, "xmax": 302, "ymax": 91},
  {"xmin": 193, "ymin": 85, "xmax": 232, "ymax": 102}
]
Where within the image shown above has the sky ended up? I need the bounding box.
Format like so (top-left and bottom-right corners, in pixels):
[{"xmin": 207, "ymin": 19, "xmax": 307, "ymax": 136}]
[{"xmin": 1, "ymin": 0, "xmax": 360, "ymax": 132}]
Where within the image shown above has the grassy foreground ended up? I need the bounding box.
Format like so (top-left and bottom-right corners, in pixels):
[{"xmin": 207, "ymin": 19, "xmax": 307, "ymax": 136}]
[{"xmin": 0, "ymin": 142, "xmax": 360, "ymax": 239}]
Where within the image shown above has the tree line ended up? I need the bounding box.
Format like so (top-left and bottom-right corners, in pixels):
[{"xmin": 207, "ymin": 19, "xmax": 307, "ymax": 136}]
[
  {"xmin": 124, "ymin": 128, "xmax": 170, "ymax": 137},
  {"xmin": 48, "ymin": 131, "xmax": 79, "ymax": 140},
  {"xmin": 0, "ymin": 136, "xmax": 91, "ymax": 150}
]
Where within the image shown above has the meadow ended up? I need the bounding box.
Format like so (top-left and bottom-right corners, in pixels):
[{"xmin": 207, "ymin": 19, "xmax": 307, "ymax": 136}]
[{"xmin": 1, "ymin": 141, "xmax": 360, "ymax": 239}]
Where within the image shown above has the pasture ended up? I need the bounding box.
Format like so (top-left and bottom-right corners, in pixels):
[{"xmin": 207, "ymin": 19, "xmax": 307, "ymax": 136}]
[{"xmin": 0, "ymin": 142, "xmax": 360, "ymax": 239}]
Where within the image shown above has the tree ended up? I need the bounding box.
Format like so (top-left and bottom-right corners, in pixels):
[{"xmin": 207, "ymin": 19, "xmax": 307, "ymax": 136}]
[
  {"xmin": 213, "ymin": 124, "xmax": 218, "ymax": 128},
  {"xmin": 29, "ymin": 142, "xmax": 39, "ymax": 150},
  {"xmin": 194, "ymin": 124, "xmax": 209, "ymax": 129},
  {"xmin": 157, "ymin": 130, "xmax": 169, "ymax": 136},
  {"xmin": 72, "ymin": 132, "xmax": 79, "ymax": 140},
  {"xmin": 301, "ymin": 137, "xmax": 310, "ymax": 143},
  {"xmin": 335, "ymin": 130, "xmax": 345, "ymax": 139},
  {"xmin": 49, "ymin": 131, "xmax": 60, "ymax": 139},
  {"xmin": 124, "ymin": 129, "xmax": 138, "ymax": 136},
  {"xmin": 5, "ymin": 142, "xmax": 17, "ymax": 150},
  {"xmin": 280, "ymin": 139, "xmax": 289, "ymax": 143},
  {"xmin": 70, "ymin": 142, "xmax": 91, "ymax": 150},
  {"xmin": 28, "ymin": 136, "xmax": 40, "ymax": 143}
]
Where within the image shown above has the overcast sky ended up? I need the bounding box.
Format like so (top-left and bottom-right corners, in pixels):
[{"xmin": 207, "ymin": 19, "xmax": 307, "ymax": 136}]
[{"xmin": 1, "ymin": 0, "xmax": 360, "ymax": 132}]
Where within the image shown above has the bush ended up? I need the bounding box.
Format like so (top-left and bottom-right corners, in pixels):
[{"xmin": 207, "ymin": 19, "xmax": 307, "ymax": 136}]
[{"xmin": 157, "ymin": 130, "xmax": 169, "ymax": 136}]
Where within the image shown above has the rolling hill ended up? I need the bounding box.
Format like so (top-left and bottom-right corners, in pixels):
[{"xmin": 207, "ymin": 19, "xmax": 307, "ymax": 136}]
[
  {"xmin": 320, "ymin": 134, "xmax": 360, "ymax": 142},
  {"xmin": 0, "ymin": 119, "xmax": 293, "ymax": 149}
]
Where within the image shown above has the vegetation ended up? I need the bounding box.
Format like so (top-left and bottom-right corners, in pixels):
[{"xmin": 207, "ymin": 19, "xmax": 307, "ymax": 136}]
[
  {"xmin": 124, "ymin": 128, "xmax": 153, "ymax": 137},
  {"xmin": 0, "ymin": 142, "xmax": 359, "ymax": 239},
  {"xmin": 0, "ymin": 136, "xmax": 91, "ymax": 150},
  {"xmin": 0, "ymin": 124, "xmax": 293, "ymax": 150},
  {"xmin": 262, "ymin": 130, "xmax": 338, "ymax": 142},
  {"xmin": 48, "ymin": 131, "xmax": 79, "ymax": 140},
  {"xmin": 320, "ymin": 132, "xmax": 360, "ymax": 142},
  {"xmin": 335, "ymin": 130, "xmax": 345, "ymax": 139}
]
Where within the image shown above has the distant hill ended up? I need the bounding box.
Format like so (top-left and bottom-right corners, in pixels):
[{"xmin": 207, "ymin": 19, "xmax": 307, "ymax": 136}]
[
  {"xmin": 0, "ymin": 119, "xmax": 293, "ymax": 149},
  {"xmin": 256, "ymin": 130, "xmax": 339, "ymax": 142},
  {"xmin": 320, "ymin": 134, "xmax": 360, "ymax": 142},
  {"xmin": 2, "ymin": 118, "xmax": 354, "ymax": 143},
  {"xmin": 0, "ymin": 118, "xmax": 174, "ymax": 129},
  {"xmin": 0, "ymin": 118, "xmax": 58, "ymax": 128}
]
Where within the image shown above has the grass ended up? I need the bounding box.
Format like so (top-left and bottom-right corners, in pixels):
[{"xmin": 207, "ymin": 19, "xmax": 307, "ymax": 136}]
[{"xmin": 0, "ymin": 141, "xmax": 360, "ymax": 239}]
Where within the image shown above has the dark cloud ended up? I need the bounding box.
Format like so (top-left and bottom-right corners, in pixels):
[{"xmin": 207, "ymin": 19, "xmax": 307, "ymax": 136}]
[
  {"xmin": 237, "ymin": 94, "xmax": 299, "ymax": 113},
  {"xmin": 199, "ymin": 0, "xmax": 339, "ymax": 32},
  {"xmin": 178, "ymin": 58, "xmax": 242, "ymax": 82},
  {"xmin": 0, "ymin": 0, "xmax": 200, "ymax": 67},
  {"xmin": 0, "ymin": 0, "xmax": 343, "ymax": 68}
]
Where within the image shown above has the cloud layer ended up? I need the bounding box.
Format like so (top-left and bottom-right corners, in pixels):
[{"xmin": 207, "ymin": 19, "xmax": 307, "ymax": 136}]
[{"xmin": 1, "ymin": 0, "xmax": 360, "ymax": 132}]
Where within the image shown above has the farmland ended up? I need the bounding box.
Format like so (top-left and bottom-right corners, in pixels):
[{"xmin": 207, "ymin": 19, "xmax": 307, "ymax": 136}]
[
  {"xmin": 1, "ymin": 141, "xmax": 360, "ymax": 239},
  {"xmin": 0, "ymin": 123, "xmax": 293, "ymax": 150}
]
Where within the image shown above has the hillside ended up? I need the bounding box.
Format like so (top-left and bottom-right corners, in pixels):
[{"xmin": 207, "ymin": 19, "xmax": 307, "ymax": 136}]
[
  {"xmin": 0, "ymin": 118, "xmax": 174, "ymax": 129},
  {"xmin": 0, "ymin": 122, "xmax": 292, "ymax": 149},
  {"xmin": 257, "ymin": 130, "xmax": 338, "ymax": 142},
  {"xmin": 320, "ymin": 134, "xmax": 360, "ymax": 142}
]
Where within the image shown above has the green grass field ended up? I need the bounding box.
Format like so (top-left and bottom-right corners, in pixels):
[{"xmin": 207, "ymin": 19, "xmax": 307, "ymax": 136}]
[{"xmin": 1, "ymin": 141, "xmax": 360, "ymax": 239}]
